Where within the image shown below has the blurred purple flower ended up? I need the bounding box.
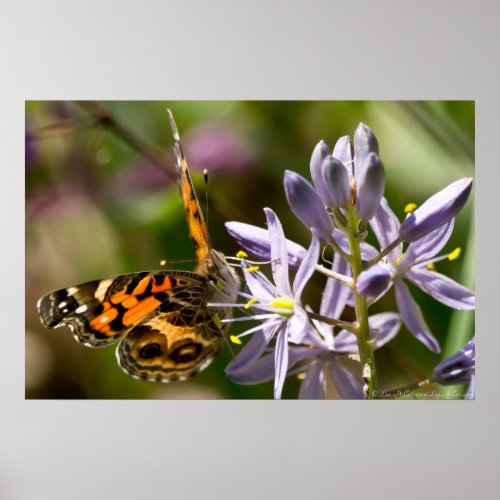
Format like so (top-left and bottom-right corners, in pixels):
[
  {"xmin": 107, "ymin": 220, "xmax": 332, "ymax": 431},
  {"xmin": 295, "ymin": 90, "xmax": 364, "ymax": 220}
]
[
  {"xmin": 433, "ymin": 337, "xmax": 475, "ymax": 386},
  {"xmin": 25, "ymin": 127, "xmax": 37, "ymax": 168},
  {"xmin": 112, "ymin": 158, "xmax": 172, "ymax": 194},
  {"xmin": 184, "ymin": 122, "xmax": 255, "ymax": 175}
]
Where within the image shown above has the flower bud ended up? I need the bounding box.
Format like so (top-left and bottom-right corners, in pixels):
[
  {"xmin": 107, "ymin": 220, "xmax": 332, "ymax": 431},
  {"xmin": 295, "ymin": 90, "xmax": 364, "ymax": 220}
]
[
  {"xmin": 332, "ymin": 135, "xmax": 352, "ymax": 172},
  {"xmin": 353, "ymin": 123, "xmax": 379, "ymax": 180},
  {"xmin": 356, "ymin": 264, "xmax": 392, "ymax": 298},
  {"xmin": 433, "ymin": 338, "xmax": 475, "ymax": 386},
  {"xmin": 399, "ymin": 178, "xmax": 473, "ymax": 242},
  {"xmin": 321, "ymin": 156, "xmax": 350, "ymax": 207},
  {"xmin": 355, "ymin": 153, "xmax": 385, "ymax": 220},
  {"xmin": 284, "ymin": 170, "xmax": 334, "ymax": 241},
  {"xmin": 309, "ymin": 140, "xmax": 331, "ymax": 205}
]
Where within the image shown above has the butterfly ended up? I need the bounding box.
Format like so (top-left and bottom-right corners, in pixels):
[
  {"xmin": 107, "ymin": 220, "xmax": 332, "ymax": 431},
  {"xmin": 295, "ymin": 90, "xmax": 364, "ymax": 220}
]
[{"xmin": 37, "ymin": 110, "xmax": 240, "ymax": 382}]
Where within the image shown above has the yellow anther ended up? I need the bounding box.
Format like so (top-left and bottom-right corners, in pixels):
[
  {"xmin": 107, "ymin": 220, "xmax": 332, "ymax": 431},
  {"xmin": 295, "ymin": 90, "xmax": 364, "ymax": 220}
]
[
  {"xmin": 296, "ymin": 372, "xmax": 306, "ymax": 380},
  {"xmin": 216, "ymin": 279, "xmax": 224, "ymax": 290},
  {"xmin": 404, "ymin": 202, "xmax": 418, "ymax": 213},
  {"xmin": 236, "ymin": 250, "xmax": 249, "ymax": 258},
  {"xmin": 269, "ymin": 296, "xmax": 294, "ymax": 317},
  {"xmin": 245, "ymin": 266, "xmax": 260, "ymax": 273},
  {"xmin": 230, "ymin": 335, "xmax": 242, "ymax": 345},
  {"xmin": 448, "ymin": 247, "xmax": 461, "ymax": 261},
  {"xmin": 427, "ymin": 262, "xmax": 436, "ymax": 271},
  {"xmin": 244, "ymin": 298, "xmax": 258, "ymax": 310},
  {"xmin": 213, "ymin": 312, "xmax": 222, "ymax": 329}
]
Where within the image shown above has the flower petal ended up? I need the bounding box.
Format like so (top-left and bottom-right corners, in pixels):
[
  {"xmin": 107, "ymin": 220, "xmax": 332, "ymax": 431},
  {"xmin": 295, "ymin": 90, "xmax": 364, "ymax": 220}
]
[
  {"xmin": 353, "ymin": 123, "xmax": 379, "ymax": 181},
  {"xmin": 225, "ymin": 221, "xmax": 307, "ymax": 270},
  {"xmin": 332, "ymin": 135, "xmax": 353, "ymax": 174},
  {"xmin": 357, "ymin": 264, "xmax": 392, "ymax": 299},
  {"xmin": 226, "ymin": 345, "xmax": 322, "ymax": 384},
  {"xmin": 309, "ymin": 140, "xmax": 331, "ymax": 205},
  {"xmin": 400, "ymin": 219, "xmax": 454, "ymax": 269},
  {"xmin": 292, "ymin": 228, "xmax": 320, "ymax": 299},
  {"xmin": 399, "ymin": 178, "xmax": 473, "ymax": 242},
  {"xmin": 225, "ymin": 322, "xmax": 279, "ymax": 375},
  {"xmin": 322, "ymin": 156, "xmax": 350, "ymax": 207},
  {"xmin": 284, "ymin": 170, "xmax": 334, "ymax": 241},
  {"xmin": 274, "ymin": 324, "xmax": 289, "ymax": 399},
  {"xmin": 264, "ymin": 207, "xmax": 292, "ymax": 296},
  {"xmin": 288, "ymin": 306, "xmax": 311, "ymax": 344},
  {"xmin": 407, "ymin": 267, "xmax": 475, "ymax": 310},
  {"xmin": 394, "ymin": 280, "xmax": 441, "ymax": 353},
  {"xmin": 334, "ymin": 312, "xmax": 401, "ymax": 354},
  {"xmin": 370, "ymin": 197, "xmax": 402, "ymax": 263},
  {"xmin": 355, "ymin": 153, "xmax": 385, "ymax": 220},
  {"xmin": 299, "ymin": 360, "xmax": 326, "ymax": 399},
  {"xmin": 240, "ymin": 262, "xmax": 276, "ymax": 301},
  {"xmin": 330, "ymin": 356, "xmax": 364, "ymax": 399}
]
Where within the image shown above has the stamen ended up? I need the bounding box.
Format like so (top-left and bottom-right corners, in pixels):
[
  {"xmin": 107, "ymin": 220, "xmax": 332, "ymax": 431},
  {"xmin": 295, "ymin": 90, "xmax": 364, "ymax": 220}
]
[
  {"xmin": 245, "ymin": 266, "xmax": 260, "ymax": 273},
  {"xmin": 244, "ymin": 298, "xmax": 258, "ymax": 309},
  {"xmin": 296, "ymin": 372, "xmax": 306, "ymax": 380},
  {"xmin": 448, "ymin": 247, "xmax": 461, "ymax": 261},
  {"xmin": 236, "ymin": 250, "xmax": 248, "ymax": 258},
  {"xmin": 230, "ymin": 335, "xmax": 242, "ymax": 345},
  {"xmin": 427, "ymin": 262, "xmax": 436, "ymax": 271},
  {"xmin": 404, "ymin": 202, "xmax": 418, "ymax": 214}
]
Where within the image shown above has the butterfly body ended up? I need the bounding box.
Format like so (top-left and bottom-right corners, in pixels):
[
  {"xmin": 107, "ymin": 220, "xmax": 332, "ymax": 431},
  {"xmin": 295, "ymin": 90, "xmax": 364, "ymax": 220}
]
[{"xmin": 37, "ymin": 111, "xmax": 240, "ymax": 382}]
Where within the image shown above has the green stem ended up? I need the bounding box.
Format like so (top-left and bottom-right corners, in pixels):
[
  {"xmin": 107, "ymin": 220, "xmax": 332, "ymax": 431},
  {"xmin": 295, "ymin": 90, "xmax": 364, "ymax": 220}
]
[{"xmin": 345, "ymin": 204, "xmax": 378, "ymax": 398}]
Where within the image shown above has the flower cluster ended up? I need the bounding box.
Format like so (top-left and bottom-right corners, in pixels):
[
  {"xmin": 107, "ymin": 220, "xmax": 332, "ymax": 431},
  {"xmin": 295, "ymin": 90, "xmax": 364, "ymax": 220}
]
[{"xmin": 218, "ymin": 123, "xmax": 475, "ymax": 399}]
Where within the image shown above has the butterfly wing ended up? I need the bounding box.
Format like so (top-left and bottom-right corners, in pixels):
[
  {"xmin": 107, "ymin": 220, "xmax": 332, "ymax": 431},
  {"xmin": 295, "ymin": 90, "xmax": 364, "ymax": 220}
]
[
  {"xmin": 168, "ymin": 109, "xmax": 213, "ymax": 275},
  {"xmin": 37, "ymin": 271, "xmax": 206, "ymax": 347}
]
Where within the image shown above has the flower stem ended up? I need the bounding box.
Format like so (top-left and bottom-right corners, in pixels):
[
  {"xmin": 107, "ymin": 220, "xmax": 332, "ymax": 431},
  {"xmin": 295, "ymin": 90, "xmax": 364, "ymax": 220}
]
[{"xmin": 345, "ymin": 205, "xmax": 378, "ymax": 398}]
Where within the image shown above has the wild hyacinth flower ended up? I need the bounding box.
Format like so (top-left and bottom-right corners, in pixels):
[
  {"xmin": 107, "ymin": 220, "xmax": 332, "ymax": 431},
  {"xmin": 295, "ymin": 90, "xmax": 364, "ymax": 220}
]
[
  {"xmin": 308, "ymin": 123, "xmax": 385, "ymax": 219},
  {"xmin": 223, "ymin": 208, "xmax": 320, "ymax": 399},
  {"xmin": 223, "ymin": 121, "xmax": 473, "ymax": 399},
  {"xmin": 356, "ymin": 196, "xmax": 475, "ymax": 353}
]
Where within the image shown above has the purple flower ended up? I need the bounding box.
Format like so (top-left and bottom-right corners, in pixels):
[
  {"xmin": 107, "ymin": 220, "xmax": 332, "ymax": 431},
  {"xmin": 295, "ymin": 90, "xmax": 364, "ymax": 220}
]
[
  {"xmin": 225, "ymin": 220, "xmax": 307, "ymax": 271},
  {"xmin": 362, "ymin": 197, "xmax": 475, "ymax": 353},
  {"xmin": 433, "ymin": 338, "xmax": 475, "ymax": 386},
  {"xmin": 308, "ymin": 123, "xmax": 384, "ymax": 220},
  {"xmin": 25, "ymin": 127, "xmax": 37, "ymax": 168},
  {"xmin": 224, "ymin": 208, "xmax": 320, "ymax": 399},
  {"xmin": 399, "ymin": 178, "xmax": 473, "ymax": 242}
]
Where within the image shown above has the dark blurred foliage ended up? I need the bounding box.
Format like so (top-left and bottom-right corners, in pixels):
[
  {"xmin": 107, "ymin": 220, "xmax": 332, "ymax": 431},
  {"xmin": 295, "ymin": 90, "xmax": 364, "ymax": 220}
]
[{"xmin": 25, "ymin": 101, "xmax": 474, "ymax": 399}]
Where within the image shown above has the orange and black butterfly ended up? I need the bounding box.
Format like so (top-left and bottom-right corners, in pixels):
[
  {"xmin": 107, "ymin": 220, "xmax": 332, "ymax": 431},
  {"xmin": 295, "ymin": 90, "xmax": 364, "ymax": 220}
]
[{"xmin": 37, "ymin": 110, "xmax": 240, "ymax": 382}]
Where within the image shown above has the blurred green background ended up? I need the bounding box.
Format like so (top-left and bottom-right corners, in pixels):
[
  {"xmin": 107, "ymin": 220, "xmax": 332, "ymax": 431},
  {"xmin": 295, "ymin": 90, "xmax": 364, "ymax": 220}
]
[{"xmin": 25, "ymin": 101, "xmax": 474, "ymax": 399}]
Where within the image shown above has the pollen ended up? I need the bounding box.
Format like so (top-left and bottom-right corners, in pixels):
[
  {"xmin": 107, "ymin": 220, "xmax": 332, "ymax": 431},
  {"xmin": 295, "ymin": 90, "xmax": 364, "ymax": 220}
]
[
  {"xmin": 296, "ymin": 372, "xmax": 306, "ymax": 380},
  {"xmin": 213, "ymin": 312, "xmax": 222, "ymax": 329},
  {"xmin": 404, "ymin": 202, "xmax": 418, "ymax": 213},
  {"xmin": 427, "ymin": 262, "xmax": 436, "ymax": 271},
  {"xmin": 448, "ymin": 247, "xmax": 461, "ymax": 261},
  {"xmin": 236, "ymin": 250, "xmax": 249, "ymax": 258},
  {"xmin": 244, "ymin": 298, "xmax": 258, "ymax": 309},
  {"xmin": 269, "ymin": 296, "xmax": 294, "ymax": 317},
  {"xmin": 216, "ymin": 279, "xmax": 224, "ymax": 290},
  {"xmin": 230, "ymin": 335, "xmax": 242, "ymax": 345},
  {"xmin": 245, "ymin": 266, "xmax": 260, "ymax": 273}
]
